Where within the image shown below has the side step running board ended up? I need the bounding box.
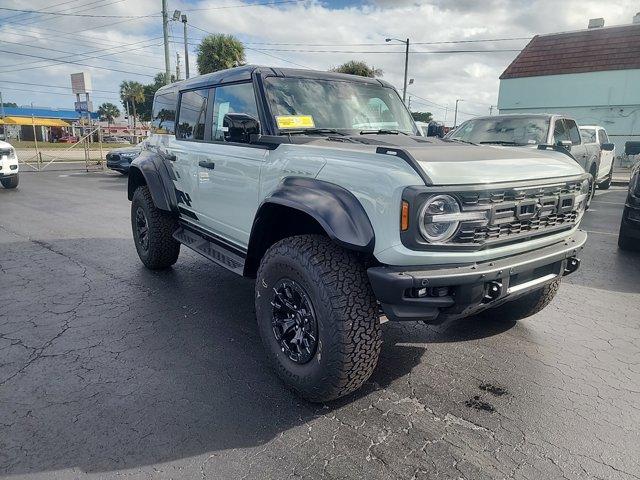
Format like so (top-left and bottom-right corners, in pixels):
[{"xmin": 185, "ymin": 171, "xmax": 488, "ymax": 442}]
[{"xmin": 173, "ymin": 226, "xmax": 245, "ymax": 275}]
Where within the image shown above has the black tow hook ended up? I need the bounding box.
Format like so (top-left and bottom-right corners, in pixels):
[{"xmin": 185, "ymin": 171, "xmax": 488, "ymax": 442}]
[
  {"xmin": 483, "ymin": 281, "xmax": 503, "ymax": 303},
  {"xmin": 563, "ymin": 257, "xmax": 581, "ymax": 276}
]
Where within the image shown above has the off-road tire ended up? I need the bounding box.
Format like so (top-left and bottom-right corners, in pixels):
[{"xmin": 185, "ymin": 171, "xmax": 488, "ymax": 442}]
[
  {"xmin": 598, "ymin": 163, "xmax": 614, "ymax": 190},
  {"xmin": 586, "ymin": 168, "xmax": 597, "ymax": 209},
  {"xmin": 618, "ymin": 222, "xmax": 638, "ymax": 251},
  {"xmin": 255, "ymin": 235, "xmax": 382, "ymax": 402},
  {"xmin": 482, "ymin": 279, "xmax": 561, "ymax": 322},
  {"xmin": 1, "ymin": 174, "xmax": 19, "ymax": 189},
  {"xmin": 131, "ymin": 185, "xmax": 180, "ymax": 269}
]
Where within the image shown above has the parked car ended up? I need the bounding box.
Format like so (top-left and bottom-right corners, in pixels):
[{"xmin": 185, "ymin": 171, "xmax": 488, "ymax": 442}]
[
  {"xmin": 106, "ymin": 146, "xmax": 141, "ymax": 174},
  {"xmin": 446, "ymin": 114, "xmax": 601, "ymax": 204},
  {"xmin": 127, "ymin": 66, "xmax": 589, "ymax": 402},
  {"xmin": 618, "ymin": 156, "xmax": 640, "ymax": 251},
  {"xmin": 56, "ymin": 134, "xmax": 79, "ymax": 143},
  {"xmin": 103, "ymin": 135, "xmax": 130, "ymax": 144},
  {"xmin": 579, "ymin": 125, "xmax": 616, "ymax": 189},
  {"xmin": 0, "ymin": 140, "xmax": 19, "ymax": 189}
]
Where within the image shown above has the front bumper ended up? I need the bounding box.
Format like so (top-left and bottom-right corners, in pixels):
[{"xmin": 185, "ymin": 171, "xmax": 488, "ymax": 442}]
[
  {"xmin": 0, "ymin": 158, "xmax": 19, "ymax": 177},
  {"xmin": 106, "ymin": 156, "xmax": 133, "ymax": 172},
  {"xmin": 368, "ymin": 230, "xmax": 587, "ymax": 323}
]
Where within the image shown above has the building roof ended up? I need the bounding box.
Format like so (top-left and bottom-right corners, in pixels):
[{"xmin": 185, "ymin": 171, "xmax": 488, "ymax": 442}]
[
  {"xmin": 0, "ymin": 106, "xmax": 98, "ymax": 120},
  {"xmin": 500, "ymin": 23, "xmax": 640, "ymax": 80}
]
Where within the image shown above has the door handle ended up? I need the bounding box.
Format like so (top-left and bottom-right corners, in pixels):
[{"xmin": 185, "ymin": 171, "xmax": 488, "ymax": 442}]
[{"xmin": 198, "ymin": 160, "xmax": 215, "ymax": 170}]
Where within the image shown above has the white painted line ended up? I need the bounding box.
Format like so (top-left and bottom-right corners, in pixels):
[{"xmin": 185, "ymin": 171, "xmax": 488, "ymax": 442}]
[
  {"xmin": 586, "ymin": 230, "xmax": 619, "ymax": 236},
  {"xmin": 591, "ymin": 200, "xmax": 625, "ymax": 206}
]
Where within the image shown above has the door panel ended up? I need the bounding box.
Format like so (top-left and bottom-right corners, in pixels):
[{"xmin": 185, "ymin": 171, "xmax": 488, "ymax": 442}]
[{"xmin": 195, "ymin": 82, "xmax": 266, "ymax": 247}]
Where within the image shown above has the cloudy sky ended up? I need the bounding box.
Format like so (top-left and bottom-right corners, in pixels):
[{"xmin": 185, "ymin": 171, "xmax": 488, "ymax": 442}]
[{"xmin": 0, "ymin": 0, "xmax": 637, "ymax": 125}]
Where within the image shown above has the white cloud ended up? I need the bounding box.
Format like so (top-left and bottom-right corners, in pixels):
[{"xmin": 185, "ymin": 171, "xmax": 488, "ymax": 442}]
[{"xmin": 0, "ymin": 0, "xmax": 637, "ymax": 125}]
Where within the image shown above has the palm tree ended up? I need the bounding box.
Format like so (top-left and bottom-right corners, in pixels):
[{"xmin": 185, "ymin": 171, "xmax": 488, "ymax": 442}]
[
  {"xmin": 119, "ymin": 81, "xmax": 145, "ymax": 140},
  {"xmin": 97, "ymin": 102, "xmax": 120, "ymax": 129},
  {"xmin": 196, "ymin": 34, "xmax": 245, "ymax": 74},
  {"xmin": 330, "ymin": 61, "xmax": 383, "ymax": 78}
]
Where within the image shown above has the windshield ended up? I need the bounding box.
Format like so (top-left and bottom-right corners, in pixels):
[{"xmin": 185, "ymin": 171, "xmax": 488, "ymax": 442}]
[
  {"xmin": 448, "ymin": 116, "xmax": 549, "ymax": 145},
  {"xmin": 264, "ymin": 77, "xmax": 417, "ymax": 135}
]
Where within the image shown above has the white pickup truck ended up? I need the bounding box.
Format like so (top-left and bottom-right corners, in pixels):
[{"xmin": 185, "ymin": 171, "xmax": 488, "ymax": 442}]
[
  {"xmin": 579, "ymin": 125, "xmax": 616, "ymax": 190},
  {"xmin": 447, "ymin": 114, "xmax": 601, "ymax": 202},
  {"xmin": 0, "ymin": 140, "xmax": 19, "ymax": 189}
]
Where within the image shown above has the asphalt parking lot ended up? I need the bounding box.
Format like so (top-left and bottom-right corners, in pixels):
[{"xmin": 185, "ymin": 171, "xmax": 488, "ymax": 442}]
[{"xmin": 1, "ymin": 171, "xmax": 639, "ymax": 480}]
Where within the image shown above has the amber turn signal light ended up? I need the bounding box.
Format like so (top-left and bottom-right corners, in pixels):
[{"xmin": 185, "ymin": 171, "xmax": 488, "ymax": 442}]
[{"xmin": 401, "ymin": 201, "xmax": 409, "ymax": 231}]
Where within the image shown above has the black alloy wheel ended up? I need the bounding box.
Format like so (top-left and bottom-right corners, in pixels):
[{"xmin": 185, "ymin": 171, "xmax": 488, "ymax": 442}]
[
  {"xmin": 271, "ymin": 279, "xmax": 318, "ymax": 364},
  {"xmin": 135, "ymin": 206, "xmax": 150, "ymax": 252}
]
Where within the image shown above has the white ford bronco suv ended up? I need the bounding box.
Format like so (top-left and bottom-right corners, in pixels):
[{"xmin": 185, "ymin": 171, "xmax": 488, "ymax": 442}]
[
  {"xmin": 0, "ymin": 140, "xmax": 19, "ymax": 189},
  {"xmin": 128, "ymin": 66, "xmax": 589, "ymax": 401}
]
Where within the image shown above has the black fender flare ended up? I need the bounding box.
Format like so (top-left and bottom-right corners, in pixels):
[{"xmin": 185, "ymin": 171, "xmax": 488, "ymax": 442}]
[
  {"xmin": 127, "ymin": 150, "xmax": 178, "ymax": 212},
  {"xmin": 253, "ymin": 177, "xmax": 375, "ymax": 252}
]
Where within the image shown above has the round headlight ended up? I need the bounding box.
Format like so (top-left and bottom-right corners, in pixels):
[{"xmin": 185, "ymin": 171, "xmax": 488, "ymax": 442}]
[{"xmin": 418, "ymin": 194, "xmax": 461, "ymax": 243}]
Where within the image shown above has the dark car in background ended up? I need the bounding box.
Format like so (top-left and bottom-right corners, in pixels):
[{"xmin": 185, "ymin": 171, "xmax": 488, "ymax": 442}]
[
  {"xmin": 618, "ymin": 143, "xmax": 640, "ymax": 251},
  {"xmin": 106, "ymin": 146, "xmax": 141, "ymax": 174}
]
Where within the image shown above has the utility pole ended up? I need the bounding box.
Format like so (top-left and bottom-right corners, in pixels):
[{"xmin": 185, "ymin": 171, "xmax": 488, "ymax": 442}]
[
  {"xmin": 161, "ymin": 0, "xmax": 171, "ymax": 85},
  {"xmin": 489, "ymin": 105, "xmax": 494, "ymax": 115},
  {"xmin": 0, "ymin": 91, "xmax": 5, "ymax": 119},
  {"xmin": 407, "ymin": 95, "xmax": 412, "ymax": 111},
  {"xmin": 454, "ymin": 99, "xmax": 463, "ymax": 128},
  {"xmin": 176, "ymin": 52, "xmax": 181, "ymax": 81},
  {"xmin": 402, "ymin": 38, "xmax": 409, "ymax": 103},
  {"xmin": 181, "ymin": 14, "xmax": 190, "ymax": 79}
]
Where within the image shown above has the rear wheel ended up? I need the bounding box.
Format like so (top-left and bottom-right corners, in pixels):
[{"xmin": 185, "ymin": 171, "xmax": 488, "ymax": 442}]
[
  {"xmin": 482, "ymin": 279, "xmax": 560, "ymax": 322},
  {"xmin": 1, "ymin": 174, "xmax": 19, "ymax": 189},
  {"xmin": 255, "ymin": 235, "xmax": 381, "ymax": 402},
  {"xmin": 586, "ymin": 167, "xmax": 597, "ymax": 209},
  {"xmin": 131, "ymin": 185, "xmax": 180, "ymax": 269}
]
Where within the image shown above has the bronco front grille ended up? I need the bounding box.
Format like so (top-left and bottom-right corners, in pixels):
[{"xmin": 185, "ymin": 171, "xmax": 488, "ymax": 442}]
[{"xmin": 451, "ymin": 179, "xmax": 585, "ymax": 246}]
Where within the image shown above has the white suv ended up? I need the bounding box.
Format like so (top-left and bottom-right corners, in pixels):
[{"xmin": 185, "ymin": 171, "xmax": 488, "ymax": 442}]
[{"xmin": 0, "ymin": 140, "xmax": 19, "ymax": 189}]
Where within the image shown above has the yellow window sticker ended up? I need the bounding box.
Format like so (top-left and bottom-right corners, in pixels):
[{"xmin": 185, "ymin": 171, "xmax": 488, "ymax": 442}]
[{"xmin": 276, "ymin": 115, "xmax": 315, "ymax": 129}]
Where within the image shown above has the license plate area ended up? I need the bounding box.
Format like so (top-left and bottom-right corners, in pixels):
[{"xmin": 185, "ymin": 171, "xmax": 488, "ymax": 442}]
[{"xmin": 507, "ymin": 262, "xmax": 560, "ymax": 295}]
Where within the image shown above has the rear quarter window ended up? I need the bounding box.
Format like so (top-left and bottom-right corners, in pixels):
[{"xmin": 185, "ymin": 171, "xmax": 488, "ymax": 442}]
[{"xmin": 151, "ymin": 91, "xmax": 177, "ymax": 135}]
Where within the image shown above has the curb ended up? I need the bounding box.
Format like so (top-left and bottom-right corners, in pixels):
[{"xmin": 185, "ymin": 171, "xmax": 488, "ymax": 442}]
[{"xmin": 611, "ymin": 180, "xmax": 629, "ymax": 187}]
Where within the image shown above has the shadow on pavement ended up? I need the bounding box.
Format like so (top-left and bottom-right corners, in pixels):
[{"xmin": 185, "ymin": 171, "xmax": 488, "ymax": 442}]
[{"xmin": 0, "ymin": 236, "xmax": 518, "ymax": 475}]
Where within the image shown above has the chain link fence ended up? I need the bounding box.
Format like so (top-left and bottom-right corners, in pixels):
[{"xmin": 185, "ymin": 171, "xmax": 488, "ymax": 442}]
[{"xmin": 15, "ymin": 127, "xmax": 137, "ymax": 172}]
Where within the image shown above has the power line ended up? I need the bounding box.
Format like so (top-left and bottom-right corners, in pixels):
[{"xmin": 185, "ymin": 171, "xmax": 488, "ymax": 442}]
[
  {"xmin": 14, "ymin": 0, "xmax": 125, "ymax": 27},
  {"xmin": 0, "ymin": 48, "xmax": 156, "ymax": 77},
  {"xmin": 0, "ymin": 39, "xmax": 163, "ymax": 72},
  {"xmin": 0, "ymin": 0, "xmax": 86, "ymax": 23},
  {"xmin": 0, "ymin": 6, "xmax": 158, "ymax": 18},
  {"xmin": 245, "ymin": 47, "xmax": 521, "ymax": 54},
  {"xmin": 183, "ymin": 0, "xmax": 304, "ymax": 12},
  {"xmin": 241, "ymin": 36, "xmax": 531, "ymax": 46}
]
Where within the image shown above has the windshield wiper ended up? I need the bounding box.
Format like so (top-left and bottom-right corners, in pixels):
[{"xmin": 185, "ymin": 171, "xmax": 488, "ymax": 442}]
[
  {"xmin": 360, "ymin": 129, "xmax": 409, "ymax": 136},
  {"xmin": 284, "ymin": 128, "xmax": 347, "ymax": 136},
  {"xmin": 479, "ymin": 140, "xmax": 526, "ymax": 146},
  {"xmin": 444, "ymin": 138, "xmax": 477, "ymax": 145}
]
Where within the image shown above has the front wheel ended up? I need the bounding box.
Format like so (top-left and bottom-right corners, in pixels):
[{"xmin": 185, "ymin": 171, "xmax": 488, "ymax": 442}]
[
  {"xmin": 1, "ymin": 174, "xmax": 19, "ymax": 189},
  {"xmin": 618, "ymin": 221, "xmax": 639, "ymax": 251},
  {"xmin": 255, "ymin": 235, "xmax": 382, "ymax": 402},
  {"xmin": 131, "ymin": 185, "xmax": 180, "ymax": 269},
  {"xmin": 482, "ymin": 279, "xmax": 561, "ymax": 322}
]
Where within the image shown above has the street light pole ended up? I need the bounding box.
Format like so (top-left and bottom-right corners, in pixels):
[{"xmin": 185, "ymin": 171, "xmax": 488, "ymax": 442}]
[
  {"xmin": 181, "ymin": 14, "xmax": 190, "ymax": 79},
  {"xmin": 161, "ymin": 0, "xmax": 171, "ymax": 85},
  {"xmin": 454, "ymin": 99, "xmax": 463, "ymax": 127},
  {"xmin": 386, "ymin": 37, "xmax": 410, "ymax": 103}
]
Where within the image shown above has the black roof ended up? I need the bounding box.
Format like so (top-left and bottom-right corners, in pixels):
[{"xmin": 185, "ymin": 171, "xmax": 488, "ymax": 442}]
[{"xmin": 157, "ymin": 65, "xmax": 394, "ymax": 94}]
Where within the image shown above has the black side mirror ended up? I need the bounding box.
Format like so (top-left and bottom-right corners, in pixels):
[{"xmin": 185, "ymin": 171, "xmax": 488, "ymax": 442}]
[
  {"xmin": 557, "ymin": 140, "xmax": 572, "ymax": 151},
  {"xmin": 601, "ymin": 142, "xmax": 615, "ymax": 151},
  {"xmin": 223, "ymin": 113, "xmax": 260, "ymax": 144}
]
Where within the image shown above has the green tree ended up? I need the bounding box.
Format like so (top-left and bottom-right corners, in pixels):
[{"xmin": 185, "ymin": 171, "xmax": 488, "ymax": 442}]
[
  {"xmin": 411, "ymin": 111, "xmax": 433, "ymax": 123},
  {"xmin": 97, "ymin": 102, "xmax": 120, "ymax": 127},
  {"xmin": 119, "ymin": 81, "xmax": 145, "ymax": 136},
  {"xmin": 138, "ymin": 72, "xmax": 176, "ymax": 122},
  {"xmin": 330, "ymin": 60, "xmax": 383, "ymax": 78},
  {"xmin": 196, "ymin": 34, "xmax": 245, "ymax": 75},
  {"xmin": 1, "ymin": 102, "xmax": 18, "ymax": 108}
]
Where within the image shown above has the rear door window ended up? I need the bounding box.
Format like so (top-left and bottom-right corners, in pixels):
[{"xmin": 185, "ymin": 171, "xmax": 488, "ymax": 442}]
[{"xmin": 177, "ymin": 89, "xmax": 210, "ymax": 141}]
